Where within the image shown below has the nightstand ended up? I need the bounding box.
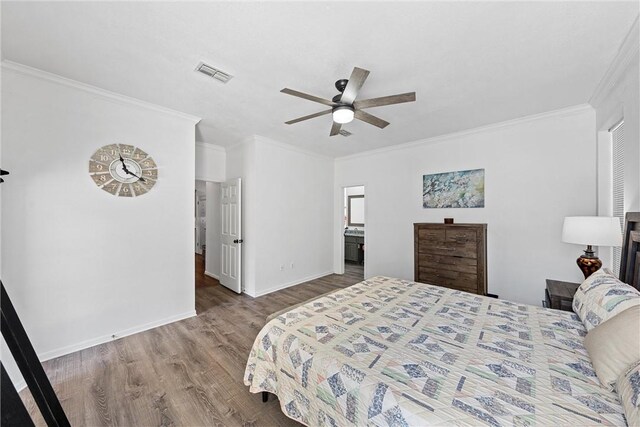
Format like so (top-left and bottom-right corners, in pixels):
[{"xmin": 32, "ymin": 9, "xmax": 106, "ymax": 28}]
[{"xmin": 545, "ymin": 279, "xmax": 580, "ymax": 311}]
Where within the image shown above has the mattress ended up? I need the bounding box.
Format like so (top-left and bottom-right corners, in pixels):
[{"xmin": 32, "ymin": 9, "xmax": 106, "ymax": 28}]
[{"xmin": 244, "ymin": 276, "xmax": 626, "ymax": 426}]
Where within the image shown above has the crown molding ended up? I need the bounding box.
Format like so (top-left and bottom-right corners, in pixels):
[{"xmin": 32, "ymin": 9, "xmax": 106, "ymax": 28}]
[
  {"xmin": 336, "ymin": 103, "xmax": 593, "ymax": 162},
  {"xmin": 2, "ymin": 60, "xmax": 202, "ymax": 124},
  {"xmin": 225, "ymin": 134, "xmax": 332, "ymax": 161},
  {"xmin": 195, "ymin": 141, "xmax": 226, "ymax": 153},
  {"xmin": 254, "ymin": 135, "xmax": 333, "ymax": 161},
  {"xmin": 590, "ymin": 15, "xmax": 639, "ymax": 108},
  {"xmin": 225, "ymin": 135, "xmax": 256, "ymax": 153}
]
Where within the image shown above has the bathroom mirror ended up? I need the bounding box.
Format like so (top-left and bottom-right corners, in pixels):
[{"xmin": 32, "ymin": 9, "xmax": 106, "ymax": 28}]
[{"xmin": 348, "ymin": 195, "xmax": 365, "ymax": 226}]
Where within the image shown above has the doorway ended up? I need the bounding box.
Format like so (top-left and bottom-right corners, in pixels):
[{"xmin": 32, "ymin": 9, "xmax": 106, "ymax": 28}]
[
  {"xmin": 195, "ymin": 180, "xmax": 222, "ymax": 309},
  {"xmin": 343, "ymin": 185, "xmax": 365, "ymax": 280},
  {"xmin": 194, "ymin": 179, "xmax": 243, "ymax": 312}
]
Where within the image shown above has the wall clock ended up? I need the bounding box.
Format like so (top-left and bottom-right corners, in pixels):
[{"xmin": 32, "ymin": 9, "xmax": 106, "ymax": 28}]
[{"xmin": 89, "ymin": 143, "xmax": 158, "ymax": 197}]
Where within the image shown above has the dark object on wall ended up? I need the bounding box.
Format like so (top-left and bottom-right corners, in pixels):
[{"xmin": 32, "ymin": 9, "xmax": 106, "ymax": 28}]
[
  {"xmin": 0, "ymin": 169, "xmax": 9, "ymax": 184},
  {"xmin": 444, "ymin": 218, "xmax": 454, "ymax": 224},
  {"xmin": 620, "ymin": 212, "xmax": 640, "ymax": 290},
  {"xmin": 423, "ymin": 169, "xmax": 485, "ymax": 208},
  {"xmin": 347, "ymin": 195, "xmax": 364, "ymax": 227},
  {"xmin": 1, "ymin": 281, "xmax": 71, "ymax": 427},
  {"xmin": 414, "ymin": 222, "xmax": 488, "ymax": 295}
]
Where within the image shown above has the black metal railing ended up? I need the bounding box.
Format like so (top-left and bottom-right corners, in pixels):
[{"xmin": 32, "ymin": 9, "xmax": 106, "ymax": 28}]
[{"xmin": 1, "ymin": 281, "xmax": 70, "ymax": 426}]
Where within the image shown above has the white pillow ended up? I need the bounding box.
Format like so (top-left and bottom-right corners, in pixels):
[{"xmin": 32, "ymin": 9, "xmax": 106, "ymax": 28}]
[
  {"xmin": 572, "ymin": 269, "xmax": 640, "ymax": 331},
  {"xmin": 584, "ymin": 305, "xmax": 640, "ymax": 390},
  {"xmin": 616, "ymin": 360, "xmax": 640, "ymax": 427}
]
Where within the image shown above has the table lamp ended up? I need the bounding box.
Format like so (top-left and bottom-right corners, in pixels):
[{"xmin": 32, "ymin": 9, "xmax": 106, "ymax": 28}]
[{"xmin": 562, "ymin": 216, "xmax": 623, "ymax": 278}]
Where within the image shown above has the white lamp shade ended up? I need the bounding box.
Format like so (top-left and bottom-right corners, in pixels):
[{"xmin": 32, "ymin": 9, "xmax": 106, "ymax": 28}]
[{"xmin": 562, "ymin": 216, "xmax": 623, "ymax": 247}]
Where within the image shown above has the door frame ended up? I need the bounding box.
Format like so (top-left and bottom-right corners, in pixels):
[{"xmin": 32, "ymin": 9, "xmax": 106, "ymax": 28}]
[
  {"xmin": 336, "ymin": 184, "xmax": 367, "ymax": 277},
  {"xmin": 195, "ymin": 179, "xmax": 223, "ymax": 280}
]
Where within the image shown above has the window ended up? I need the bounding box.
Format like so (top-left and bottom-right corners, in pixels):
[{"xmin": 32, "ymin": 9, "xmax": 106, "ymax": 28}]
[{"xmin": 611, "ymin": 120, "xmax": 624, "ymax": 274}]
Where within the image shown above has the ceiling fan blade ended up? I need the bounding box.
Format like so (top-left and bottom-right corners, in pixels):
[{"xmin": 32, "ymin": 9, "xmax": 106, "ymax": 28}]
[
  {"xmin": 285, "ymin": 109, "xmax": 332, "ymax": 125},
  {"xmin": 281, "ymin": 88, "xmax": 336, "ymax": 107},
  {"xmin": 330, "ymin": 122, "xmax": 342, "ymax": 136},
  {"xmin": 354, "ymin": 92, "xmax": 416, "ymax": 109},
  {"xmin": 340, "ymin": 67, "xmax": 370, "ymax": 104},
  {"xmin": 355, "ymin": 110, "xmax": 390, "ymax": 129}
]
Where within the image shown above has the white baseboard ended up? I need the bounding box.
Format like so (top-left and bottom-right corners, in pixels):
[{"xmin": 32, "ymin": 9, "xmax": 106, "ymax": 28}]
[
  {"xmin": 248, "ymin": 271, "xmax": 334, "ymax": 298},
  {"xmin": 13, "ymin": 379, "xmax": 27, "ymax": 392},
  {"xmin": 204, "ymin": 271, "xmax": 220, "ymax": 280},
  {"xmin": 11, "ymin": 309, "xmax": 196, "ymax": 392},
  {"xmin": 38, "ymin": 310, "xmax": 197, "ymax": 362}
]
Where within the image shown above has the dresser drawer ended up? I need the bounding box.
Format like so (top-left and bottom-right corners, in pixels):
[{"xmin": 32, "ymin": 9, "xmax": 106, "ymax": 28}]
[
  {"xmin": 417, "ymin": 240, "xmax": 477, "ymax": 259},
  {"xmin": 418, "ymin": 228, "xmax": 445, "ymax": 242},
  {"xmin": 417, "ymin": 270, "xmax": 478, "ymax": 293},
  {"xmin": 417, "ymin": 254, "xmax": 477, "ymax": 274},
  {"xmin": 446, "ymin": 228, "xmax": 477, "ymax": 243},
  {"xmin": 418, "ymin": 267, "xmax": 477, "ymax": 283}
]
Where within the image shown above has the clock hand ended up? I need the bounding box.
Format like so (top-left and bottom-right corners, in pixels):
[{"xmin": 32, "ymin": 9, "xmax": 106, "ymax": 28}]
[
  {"xmin": 118, "ymin": 154, "xmax": 140, "ymax": 178},
  {"xmin": 124, "ymin": 169, "xmax": 146, "ymax": 182},
  {"xmin": 119, "ymin": 152, "xmax": 145, "ymax": 182},
  {"xmin": 119, "ymin": 154, "xmax": 128, "ymax": 169}
]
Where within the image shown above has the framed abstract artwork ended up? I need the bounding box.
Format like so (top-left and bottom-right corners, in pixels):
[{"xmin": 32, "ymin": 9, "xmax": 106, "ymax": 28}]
[{"xmin": 423, "ymin": 168, "xmax": 485, "ymax": 208}]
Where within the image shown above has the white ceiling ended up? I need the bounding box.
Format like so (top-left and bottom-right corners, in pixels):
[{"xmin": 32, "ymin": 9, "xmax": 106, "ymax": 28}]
[{"xmin": 2, "ymin": 1, "xmax": 638, "ymax": 157}]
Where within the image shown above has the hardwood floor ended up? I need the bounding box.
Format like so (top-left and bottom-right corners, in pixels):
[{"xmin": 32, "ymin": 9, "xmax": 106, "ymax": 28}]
[
  {"xmin": 195, "ymin": 252, "xmax": 219, "ymax": 289},
  {"xmin": 20, "ymin": 260, "xmax": 365, "ymax": 426}
]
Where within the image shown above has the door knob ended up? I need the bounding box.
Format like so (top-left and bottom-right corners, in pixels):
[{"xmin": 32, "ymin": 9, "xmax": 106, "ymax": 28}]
[{"xmin": 233, "ymin": 239, "xmax": 244, "ymax": 244}]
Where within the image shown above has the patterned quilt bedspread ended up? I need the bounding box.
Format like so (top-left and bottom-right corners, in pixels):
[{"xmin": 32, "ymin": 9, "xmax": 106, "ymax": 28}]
[{"xmin": 244, "ymin": 276, "xmax": 626, "ymax": 426}]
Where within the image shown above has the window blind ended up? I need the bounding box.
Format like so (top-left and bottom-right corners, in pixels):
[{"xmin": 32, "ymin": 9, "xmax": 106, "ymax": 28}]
[{"xmin": 611, "ymin": 120, "xmax": 624, "ymax": 274}]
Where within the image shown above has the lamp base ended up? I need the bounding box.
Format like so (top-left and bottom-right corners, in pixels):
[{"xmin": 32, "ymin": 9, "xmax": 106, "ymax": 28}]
[{"xmin": 577, "ymin": 245, "xmax": 602, "ymax": 279}]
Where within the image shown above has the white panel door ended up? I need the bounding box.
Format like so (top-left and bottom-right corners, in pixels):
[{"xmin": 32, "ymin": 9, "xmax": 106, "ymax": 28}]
[{"xmin": 220, "ymin": 178, "xmax": 242, "ymax": 293}]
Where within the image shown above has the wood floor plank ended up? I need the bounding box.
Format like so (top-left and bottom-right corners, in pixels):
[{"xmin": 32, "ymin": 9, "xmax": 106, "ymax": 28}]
[{"xmin": 19, "ymin": 257, "xmax": 364, "ymax": 426}]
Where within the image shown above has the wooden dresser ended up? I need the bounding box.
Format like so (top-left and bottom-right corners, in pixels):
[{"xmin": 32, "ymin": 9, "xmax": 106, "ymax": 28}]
[{"xmin": 414, "ymin": 223, "xmax": 487, "ymax": 295}]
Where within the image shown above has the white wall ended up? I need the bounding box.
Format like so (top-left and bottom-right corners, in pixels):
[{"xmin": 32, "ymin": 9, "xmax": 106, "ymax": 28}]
[
  {"xmin": 591, "ymin": 18, "xmax": 639, "ymax": 271},
  {"xmin": 251, "ymin": 136, "xmax": 334, "ymax": 296},
  {"xmin": 1, "ymin": 63, "xmax": 198, "ymax": 385},
  {"xmin": 334, "ymin": 105, "xmax": 597, "ymax": 306},
  {"xmin": 205, "ymin": 182, "xmax": 221, "ymax": 279},
  {"xmin": 593, "ymin": 19, "xmax": 639, "ymax": 213},
  {"xmin": 226, "ymin": 136, "xmax": 334, "ymax": 297},
  {"xmin": 195, "ymin": 142, "xmax": 225, "ymax": 183},
  {"xmin": 0, "ymin": 3, "xmax": 18, "ymax": 387}
]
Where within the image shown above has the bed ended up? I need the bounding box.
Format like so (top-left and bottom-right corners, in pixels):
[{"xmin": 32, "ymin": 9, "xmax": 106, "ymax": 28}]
[{"xmin": 244, "ymin": 214, "xmax": 640, "ymax": 426}]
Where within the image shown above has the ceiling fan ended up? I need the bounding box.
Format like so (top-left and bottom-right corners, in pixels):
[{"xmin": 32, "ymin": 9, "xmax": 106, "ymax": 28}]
[{"xmin": 281, "ymin": 67, "xmax": 416, "ymax": 136}]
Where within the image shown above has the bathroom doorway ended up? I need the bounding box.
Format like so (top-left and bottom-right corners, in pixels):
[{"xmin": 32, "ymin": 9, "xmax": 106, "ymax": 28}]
[{"xmin": 343, "ymin": 185, "xmax": 365, "ymax": 280}]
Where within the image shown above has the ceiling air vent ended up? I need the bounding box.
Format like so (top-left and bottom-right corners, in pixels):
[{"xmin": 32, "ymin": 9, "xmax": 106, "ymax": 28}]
[
  {"xmin": 339, "ymin": 129, "xmax": 352, "ymax": 137},
  {"xmin": 195, "ymin": 62, "xmax": 233, "ymax": 83}
]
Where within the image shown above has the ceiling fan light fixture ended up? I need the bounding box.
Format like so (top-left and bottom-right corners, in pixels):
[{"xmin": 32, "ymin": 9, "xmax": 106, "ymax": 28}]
[{"xmin": 333, "ymin": 105, "xmax": 355, "ymax": 124}]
